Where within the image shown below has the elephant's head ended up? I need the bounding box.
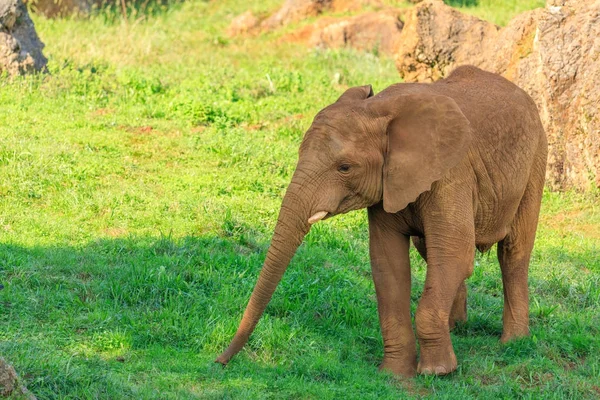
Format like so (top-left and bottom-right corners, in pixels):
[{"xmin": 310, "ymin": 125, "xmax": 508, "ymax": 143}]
[{"xmin": 215, "ymin": 85, "xmax": 472, "ymax": 365}]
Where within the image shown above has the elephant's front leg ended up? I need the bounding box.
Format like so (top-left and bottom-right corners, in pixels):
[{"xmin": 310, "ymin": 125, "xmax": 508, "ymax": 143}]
[
  {"xmin": 368, "ymin": 206, "xmax": 416, "ymax": 377},
  {"xmin": 416, "ymin": 218, "xmax": 475, "ymax": 375}
]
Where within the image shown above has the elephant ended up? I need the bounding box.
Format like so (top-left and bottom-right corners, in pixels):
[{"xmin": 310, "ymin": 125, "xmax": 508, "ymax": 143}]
[{"xmin": 216, "ymin": 65, "xmax": 548, "ymax": 376}]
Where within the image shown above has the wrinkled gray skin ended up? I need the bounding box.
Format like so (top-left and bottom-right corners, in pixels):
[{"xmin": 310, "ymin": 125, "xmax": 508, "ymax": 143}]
[{"xmin": 216, "ymin": 66, "xmax": 547, "ymax": 376}]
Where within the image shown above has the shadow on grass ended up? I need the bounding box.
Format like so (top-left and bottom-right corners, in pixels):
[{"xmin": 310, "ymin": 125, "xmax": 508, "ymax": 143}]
[{"xmin": 1, "ymin": 235, "xmax": 598, "ymax": 397}]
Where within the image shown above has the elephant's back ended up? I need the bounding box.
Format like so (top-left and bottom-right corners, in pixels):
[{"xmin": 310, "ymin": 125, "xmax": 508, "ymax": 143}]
[
  {"xmin": 434, "ymin": 66, "xmax": 547, "ymax": 244},
  {"xmin": 433, "ymin": 66, "xmax": 545, "ymax": 152}
]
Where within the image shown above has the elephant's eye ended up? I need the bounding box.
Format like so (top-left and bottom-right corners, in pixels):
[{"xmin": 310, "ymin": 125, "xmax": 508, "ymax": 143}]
[{"xmin": 338, "ymin": 164, "xmax": 351, "ymax": 173}]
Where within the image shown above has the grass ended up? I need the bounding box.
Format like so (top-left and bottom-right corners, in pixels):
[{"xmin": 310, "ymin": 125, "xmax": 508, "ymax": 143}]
[
  {"xmin": 1, "ymin": 0, "xmax": 598, "ymax": 398},
  {"xmin": 444, "ymin": 0, "xmax": 546, "ymax": 26}
]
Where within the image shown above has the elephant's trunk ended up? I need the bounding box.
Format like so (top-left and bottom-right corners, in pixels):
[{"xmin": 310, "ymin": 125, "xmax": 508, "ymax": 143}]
[{"xmin": 215, "ymin": 182, "xmax": 312, "ymax": 365}]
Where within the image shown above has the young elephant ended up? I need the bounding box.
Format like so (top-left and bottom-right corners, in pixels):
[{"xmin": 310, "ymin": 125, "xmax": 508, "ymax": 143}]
[{"xmin": 216, "ymin": 66, "xmax": 547, "ymax": 376}]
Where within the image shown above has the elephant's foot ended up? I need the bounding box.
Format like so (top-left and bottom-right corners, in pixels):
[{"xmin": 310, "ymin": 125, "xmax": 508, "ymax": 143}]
[
  {"xmin": 417, "ymin": 342, "xmax": 457, "ymax": 375},
  {"xmin": 500, "ymin": 325, "xmax": 529, "ymax": 343},
  {"xmin": 379, "ymin": 356, "xmax": 417, "ymax": 377}
]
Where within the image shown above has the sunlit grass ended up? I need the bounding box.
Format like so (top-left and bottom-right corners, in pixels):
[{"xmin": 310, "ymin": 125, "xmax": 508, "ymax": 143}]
[{"xmin": 445, "ymin": 0, "xmax": 546, "ymax": 26}]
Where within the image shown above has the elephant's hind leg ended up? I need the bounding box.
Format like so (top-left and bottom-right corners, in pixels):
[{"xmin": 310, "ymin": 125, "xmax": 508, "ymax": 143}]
[
  {"xmin": 497, "ymin": 164, "xmax": 544, "ymax": 343},
  {"xmin": 412, "ymin": 236, "xmax": 468, "ymax": 330}
]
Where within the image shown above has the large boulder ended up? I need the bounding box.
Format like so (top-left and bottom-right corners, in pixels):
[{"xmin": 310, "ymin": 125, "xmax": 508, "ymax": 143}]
[
  {"xmin": 515, "ymin": 0, "xmax": 599, "ymax": 190},
  {"xmin": 394, "ymin": 0, "xmax": 600, "ymax": 190},
  {"xmin": 228, "ymin": 0, "xmax": 384, "ymax": 34},
  {"xmin": 285, "ymin": 9, "xmax": 404, "ymax": 55},
  {"xmin": 0, "ymin": 0, "xmax": 47, "ymax": 75},
  {"xmin": 394, "ymin": 0, "xmax": 499, "ymax": 82}
]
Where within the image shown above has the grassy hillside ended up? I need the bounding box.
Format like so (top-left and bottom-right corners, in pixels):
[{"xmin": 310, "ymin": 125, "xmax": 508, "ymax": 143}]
[{"xmin": 1, "ymin": 0, "xmax": 598, "ymax": 398}]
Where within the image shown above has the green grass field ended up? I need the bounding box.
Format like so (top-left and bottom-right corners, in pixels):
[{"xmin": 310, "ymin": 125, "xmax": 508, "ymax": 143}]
[{"xmin": 1, "ymin": 0, "xmax": 598, "ymax": 398}]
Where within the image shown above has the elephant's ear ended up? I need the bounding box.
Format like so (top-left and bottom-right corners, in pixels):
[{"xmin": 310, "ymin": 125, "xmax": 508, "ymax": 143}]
[
  {"xmin": 378, "ymin": 94, "xmax": 472, "ymax": 213},
  {"xmin": 336, "ymin": 85, "xmax": 374, "ymax": 103}
]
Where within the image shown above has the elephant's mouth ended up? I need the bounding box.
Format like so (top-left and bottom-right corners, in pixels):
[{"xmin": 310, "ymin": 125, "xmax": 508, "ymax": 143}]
[
  {"xmin": 308, "ymin": 195, "xmax": 362, "ymax": 224},
  {"xmin": 308, "ymin": 211, "xmax": 329, "ymax": 224}
]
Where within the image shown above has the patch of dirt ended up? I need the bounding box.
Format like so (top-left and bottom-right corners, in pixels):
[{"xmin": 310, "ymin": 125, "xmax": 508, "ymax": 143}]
[
  {"xmin": 119, "ymin": 125, "xmax": 154, "ymax": 134},
  {"xmin": 242, "ymin": 122, "xmax": 268, "ymax": 131},
  {"xmin": 90, "ymin": 108, "xmax": 114, "ymax": 116},
  {"xmin": 103, "ymin": 227, "xmax": 128, "ymax": 237}
]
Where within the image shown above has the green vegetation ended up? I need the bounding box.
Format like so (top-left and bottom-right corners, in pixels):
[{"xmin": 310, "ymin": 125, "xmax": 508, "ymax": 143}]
[
  {"xmin": 1, "ymin": 0, "xmax": 598, "ymax": 398},
  {"xmin": 444, "ymin": 0, "xmax": 546, "ymax": 26}
]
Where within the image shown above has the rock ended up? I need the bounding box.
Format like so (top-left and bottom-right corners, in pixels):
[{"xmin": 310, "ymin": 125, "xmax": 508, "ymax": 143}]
[
  {"xmin": 394, "ymin": 0, "xmax": 600, "ymax": 190},
  {"xmin": 260, "ymin": 0, "xmax": 333, "ymax": 30},
  {"xmin": 0, "ymin": 358, "xmax": 17, "ymax": 398},
  {"xmin": 286, "ymin": 9, "xmax": 405, "ymax": 55},
  {"xmin": 0, "ymin": 357, "xmax": 36, "ymax": 399},
  {"xmin": 239, "ymin": 0, "xmax": 383, "ymax": 32},
  {"xmin": 523, "ymin": 0, "xmax": 600, "ymax": 190},
  {"xmin": 226, "ymin": 11, "xmax": 260, "ymax": 37},
  {"xmin": 0, "ymin": 0, "xmax": 47, "ymax": 76},
  {"xmin": 310, "ymin": 10, "xmax": 404, "ymax": 54},
  {"xmin": 394, "ymin": 0, "xmax": 499, "ymax": 82},
  {"xmin": 228, "ymin": 0, "xmax": 384, "ymax": 36}
]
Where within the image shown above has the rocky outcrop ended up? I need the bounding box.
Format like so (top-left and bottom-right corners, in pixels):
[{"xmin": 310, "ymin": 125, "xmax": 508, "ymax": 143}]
[
  {"xmin": 394, "ymin": 0, "xmax": 499, "ymax": 82},
  {"xmin": 0, "ymin": 0, "xmax": 47, "ymax": 75},
  {"xmin": 229, "ymin": 0, "xmax": 404, "ymax": 55},
  {"xmin": 285, "ymin": 9, "xmax": 404, "ymax": 55},
  {"xmin": 227, "ymin": 0, "xmax": 384, "ymax": 35},
  {"xmin": 0, "ymin": 357, "xmax": 36, "ymax": 399},
  {"xmin": 262, "ymin": 0, "xmax": 383, "ymax": 30},
  {"xmin": 260, "ymin": 0, "xmax": 332, "ymax": 30},
  {"xmin": 394, "ymin": 0, "xmax": 600, "ymax": 190}
]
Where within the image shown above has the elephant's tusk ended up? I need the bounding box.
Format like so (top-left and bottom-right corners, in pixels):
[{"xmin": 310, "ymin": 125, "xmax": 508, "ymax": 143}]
[{"xmin": 308, "ymin": 211, "xmax": 328, "ymax": 224}]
